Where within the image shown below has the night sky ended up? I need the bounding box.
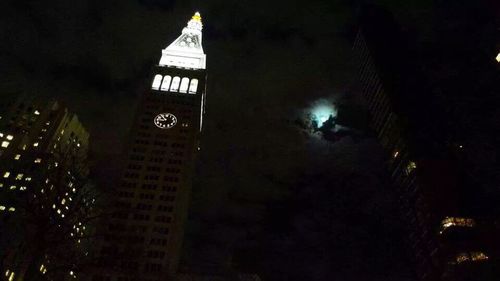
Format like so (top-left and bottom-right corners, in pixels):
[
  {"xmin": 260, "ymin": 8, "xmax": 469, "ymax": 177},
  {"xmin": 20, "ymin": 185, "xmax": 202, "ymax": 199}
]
[{"xmin": 1, "ymin": 0, "xmax": 498, "ymax": 280}]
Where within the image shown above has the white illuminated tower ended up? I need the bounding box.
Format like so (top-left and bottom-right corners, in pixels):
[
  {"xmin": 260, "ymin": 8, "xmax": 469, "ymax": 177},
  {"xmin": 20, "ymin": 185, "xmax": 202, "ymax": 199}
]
[{"xmin": 92, "ymin": 12, "xmax": 207, "ymax": 281}]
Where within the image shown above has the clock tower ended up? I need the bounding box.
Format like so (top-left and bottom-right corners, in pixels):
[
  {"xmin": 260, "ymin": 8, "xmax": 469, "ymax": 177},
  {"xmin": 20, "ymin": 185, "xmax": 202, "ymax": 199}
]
[{"xmin": 92, "ymin": 12, "xmax": 207, "ymax": 281}]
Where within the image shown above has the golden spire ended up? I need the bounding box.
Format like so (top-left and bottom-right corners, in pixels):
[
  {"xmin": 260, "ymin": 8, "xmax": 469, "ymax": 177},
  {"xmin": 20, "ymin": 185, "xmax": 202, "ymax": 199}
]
[{"xmin": 192, "ymin": 12, "xmax": 202, "ymax": 22}]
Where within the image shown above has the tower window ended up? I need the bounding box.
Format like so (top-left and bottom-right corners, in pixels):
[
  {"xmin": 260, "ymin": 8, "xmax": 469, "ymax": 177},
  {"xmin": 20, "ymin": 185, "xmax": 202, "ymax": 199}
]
[
  {"xmin": 152, "ymin": 75, "xmax": 162, "ymax": 90},
  {"xmin": 189, "ymin": 79, "xmax": 198, "ymax": 94},
  {"xmin": 179, "ymin": 77, "xmax": 190, "ymax": 93},
  {"xmin": 160, "ymin": 75, "xmax": 172, "ymax": 91},
  {"xmin": 170, "ymin": 76, "xmax": 181, "ymax": 92}
]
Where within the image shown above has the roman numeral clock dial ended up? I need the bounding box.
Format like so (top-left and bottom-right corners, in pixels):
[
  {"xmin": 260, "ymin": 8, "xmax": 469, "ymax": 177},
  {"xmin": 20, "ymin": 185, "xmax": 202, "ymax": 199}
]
[{"xmin": 154, "ymin": 113, "xmax": 177, "ymax": 129}]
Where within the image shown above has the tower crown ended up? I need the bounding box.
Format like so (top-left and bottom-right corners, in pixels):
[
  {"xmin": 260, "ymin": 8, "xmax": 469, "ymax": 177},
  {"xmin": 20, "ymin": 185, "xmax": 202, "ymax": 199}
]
[{"xmin": 159, "ymin": 12, "xmax": 206, "ymax": 70}]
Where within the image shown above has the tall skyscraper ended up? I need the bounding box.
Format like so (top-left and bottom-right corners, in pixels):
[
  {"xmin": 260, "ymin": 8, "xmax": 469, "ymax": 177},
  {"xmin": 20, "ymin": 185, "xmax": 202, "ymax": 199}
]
[
  {"xmin": 352, "ymin": 5, "xmax": 499, "ymax": 281},
  {"xmin": 92, "ymin": 12, "xmax": 207, "ymax": 281},
  {"xmin": 0, "ymin": 97, "xmax": 90, "ymax": 281}
]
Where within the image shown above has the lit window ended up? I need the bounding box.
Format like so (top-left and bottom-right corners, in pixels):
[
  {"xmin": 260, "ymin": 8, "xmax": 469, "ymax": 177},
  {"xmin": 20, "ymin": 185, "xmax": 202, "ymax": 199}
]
[
  {"xmin": 405, "ymin": 161, "xmax": 416, "ymax": 175},
  {"xmin": 393, "ymin": 151, "xmax": 399, "ymax": 158},
  {"xmin": 33, "ymin": 142, "xmax": 39, "ymax": 147},
  {"xmin": 6, "ymin": 135, "xmax": 13, "ymax": 140},
  {"xmin": 0, "ymin": 133, "xmax": 3, "ymax": 137},
  {"xmin": 496, "ymin": 52, "xmax": 500, "ymax": 63},
  {"xmin": 10, "ymin": 186, "xmax": 16, "ymax": 190},
  {"xmin": 8, "ymin": 207, "xmax": 15, "ymax": 212},
  {"xmin": 152, "ymin": 74, "xmax": 162, "ymax": 90},
  {"xmin": 179, "ymin": 77, "xmax": 190, "ymax": 93},
  {"xmin": 15, "ymin": 174, "xmax": 23, "ymax": 180},
  {"xmin": 61, "ymin": 199, "xmax": 66, "ymax": 205},
  {"xmin": 14, "ymin": 154, "xmax": 21, "ymax": 160},
  {"xmin": 189, "ymin": 79, "xmax": 198, "ymax": 93},
  {"xmin": 160, "ymin": 75, "xmax": 172, "ymax": 91},
  {"xmin": 453, "ymin": 252, "xmax": 488, "ymax": 264},
  {"xmin": 34, "ymin": 158, "xmax": 42, "ymax": 163},
  {"xmin": 3, "ymin": 172, "xmax": 10, "ymax": 178},
  {"xmin": 1, "ymin": 141, "xmax": 9, "ymax": 148},
  {"xmin": 440, "ymin": 217, "xmax": 475, "ymax": 234},
  {"xmin": 471, "ymin": 252, "xmax": 489, "ymax": 261},
  {"xmin": 19, "ymin": 186, "xmax": 26, "ymax": 191},
  {"xmin": 57, "ymin": 209, "xmax": 61, "ymax": 214},
  {"xmin": 34, "ymin": 110, "xmax": 40, "ymax": 115},
  {"xmin": 25, "ymin": 177, "xmax": 31, "ymax": 181},
  {"xmin": 0, "ymin": 206, "xmax": 5, "ymax": 211},
  {"xmin": 170, "ymin": 76, "xmax": 181, "ymax": 92}
]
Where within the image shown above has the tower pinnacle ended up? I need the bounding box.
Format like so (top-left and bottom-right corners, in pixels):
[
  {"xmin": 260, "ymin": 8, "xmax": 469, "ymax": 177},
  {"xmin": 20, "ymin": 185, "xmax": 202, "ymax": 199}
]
[
  {"xmin": 192, "ymin": 12, "xmax": 202, "ymax": 22},
  {"xmin": 159, "ymin": 11, "xmax": 206, "ymax": 69}
]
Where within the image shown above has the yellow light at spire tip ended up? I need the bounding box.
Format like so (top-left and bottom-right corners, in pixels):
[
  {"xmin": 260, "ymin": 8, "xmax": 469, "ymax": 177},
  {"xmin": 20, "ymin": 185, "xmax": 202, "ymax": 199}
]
[{"xmin": 192, "ymin": 12, "xmax": 202, "ymax": 22}]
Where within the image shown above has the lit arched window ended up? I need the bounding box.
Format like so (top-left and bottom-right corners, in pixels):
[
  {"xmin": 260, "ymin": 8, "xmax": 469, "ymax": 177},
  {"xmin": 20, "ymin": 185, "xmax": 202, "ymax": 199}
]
[
  {"xmin": 170, "ymin": 76, "xmax": 181, "ymax": 92},
  {"xmin": 188, "ymin": 79, "xmax": 198, "ymax": 94},
  {"xmin": 179, "ymin": 77, "xmax": 190, "ymax": 93},
  {"xmin": 152, "ymin": 74, "xmax": 162, "ymax": 90},
  {"xmin": 161, "ymin": 75, "xmax": 172, "ymax": 91}
]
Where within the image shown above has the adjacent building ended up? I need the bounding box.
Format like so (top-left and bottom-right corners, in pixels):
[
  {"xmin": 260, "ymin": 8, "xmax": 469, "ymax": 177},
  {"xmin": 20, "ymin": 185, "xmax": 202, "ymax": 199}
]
[
  {"xmin": 352, "ymin": 5, "xmax": 499, "ymax": 281},
  {"xmin": 0, "ymin": 97, "xmax": 91, "ymax": 281},
  {"xmin": 91, "ymin": 12, "xmax": 207, "ymax": 281}
]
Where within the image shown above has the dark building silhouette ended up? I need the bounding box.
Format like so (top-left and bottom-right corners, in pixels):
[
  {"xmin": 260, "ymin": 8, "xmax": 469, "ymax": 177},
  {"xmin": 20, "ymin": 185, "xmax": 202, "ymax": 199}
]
[
  {"xmin": 0, "ymin": 97, "xmax": 91, "ymax": 281},
  {"xmin": 90, "ymin": 12, "xmax": 207, "ymax": 281},
  {"xmin": 352, "ymin": 5, "xmax": 500, "ymax": 281}
]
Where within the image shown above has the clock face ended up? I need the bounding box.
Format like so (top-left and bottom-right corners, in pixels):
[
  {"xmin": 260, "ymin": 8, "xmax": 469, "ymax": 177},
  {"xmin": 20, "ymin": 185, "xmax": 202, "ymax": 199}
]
[{"xmin": 154, "ymin": 113, "xmax": 177, "ymax": 129}]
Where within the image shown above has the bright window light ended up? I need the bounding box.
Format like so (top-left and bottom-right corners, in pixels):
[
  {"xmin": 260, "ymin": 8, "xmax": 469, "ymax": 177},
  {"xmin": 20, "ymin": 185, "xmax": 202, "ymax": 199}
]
[
  {"xmin": 6, "ymin": 135, "xmax": 13, "ymax": 140},
  {"xmin": 14, "ymin": 154, "xmax": 20, "ymax": 160},
  {"xmin": 170, "ymin": 76, "xmax": 181, "ymax": 92},
  {"xmin": 496, "ymin": 52, "xmax": 500, "ymax": 63},
  {"xmin": 1, "ymin": 141, "xmax": 9, "ymax": 148},
  {"xmin": 179, "ymin": 77, "xmax": 190, "ymax": 93},
  {"xmin": 3, "ymin": 172, "xmax": 10, "ymax": 178},
  {"xmin": 189, "ymin": 79, "xmax": 198, "ymax": 93},
  {"xmin": 34, "ymin": 158, "xmax": 42, "ymax": 163},
  {"xmin": 33, "ymin": 142, "xmax": 39, "ymax": 147},
  {"xmin": 34, "ymin": 110, "xmax": 40, "ymax": 115},
  {"xmin": 152, "ymin": 74, "xmax": 162, "ymax": 90},
  {"xmin": 0, "ymin": 206, "xmax": 5, "ymax": 211}
]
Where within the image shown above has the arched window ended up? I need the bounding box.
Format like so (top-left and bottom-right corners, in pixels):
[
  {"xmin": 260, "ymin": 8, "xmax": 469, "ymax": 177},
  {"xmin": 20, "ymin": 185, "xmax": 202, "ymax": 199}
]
[
  {"xmin": 170, "ymin": 76, "xmax": 181, "ymax": 92},
  {"xmin": 160, "ymin": 75, "xmax": 172, "ymax": 91},
  {"xmin": 188, "ymin": 79, "xmax": 198, "ymax": 94},
  {"xmin": 152, "ymin": 75, "xmax": 162, "ymax": 90},
  {"xmin": 179, "ymin": 77, "xmax": 190, "ymax": 93}
]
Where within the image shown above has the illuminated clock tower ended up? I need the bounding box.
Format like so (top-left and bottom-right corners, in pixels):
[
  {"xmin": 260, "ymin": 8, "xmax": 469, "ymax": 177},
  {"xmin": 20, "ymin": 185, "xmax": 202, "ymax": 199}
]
[{"xmin": 93, "ymin": 12, "xmax": 207, "ymax": 281}]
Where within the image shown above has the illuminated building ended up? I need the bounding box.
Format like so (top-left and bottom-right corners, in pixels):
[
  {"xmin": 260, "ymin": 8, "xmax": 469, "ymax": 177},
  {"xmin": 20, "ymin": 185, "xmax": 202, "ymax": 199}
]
[
  {"xmin": 90, "ymin": 12, "xmax": 207, "ymax": 281},
  {"xmin": 352, "ymin": 5, "xmax": 499, "ymax": 281},
  {"xmin": 0, "ymin": 97, "xmax": 90, "ymax": 280}
]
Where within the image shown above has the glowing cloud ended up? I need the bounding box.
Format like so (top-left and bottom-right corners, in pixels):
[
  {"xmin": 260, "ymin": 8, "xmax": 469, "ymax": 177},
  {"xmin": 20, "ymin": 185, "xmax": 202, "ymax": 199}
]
[{"xmin": 311, "ymin": 101, "xmax": 337, "ymax": 127}]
